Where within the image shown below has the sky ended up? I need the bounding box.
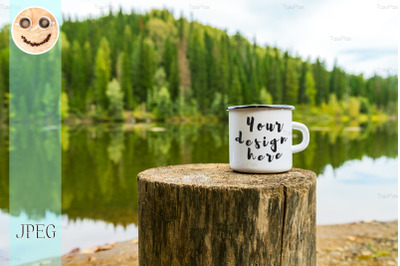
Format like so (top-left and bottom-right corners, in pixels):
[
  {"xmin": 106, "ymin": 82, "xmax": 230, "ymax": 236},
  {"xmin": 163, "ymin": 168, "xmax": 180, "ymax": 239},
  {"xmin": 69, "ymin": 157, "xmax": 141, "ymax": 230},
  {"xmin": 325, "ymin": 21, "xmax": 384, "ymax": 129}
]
[{"xmin": 0, "ymin": 0, "xmax": 398, "ymax": 77}]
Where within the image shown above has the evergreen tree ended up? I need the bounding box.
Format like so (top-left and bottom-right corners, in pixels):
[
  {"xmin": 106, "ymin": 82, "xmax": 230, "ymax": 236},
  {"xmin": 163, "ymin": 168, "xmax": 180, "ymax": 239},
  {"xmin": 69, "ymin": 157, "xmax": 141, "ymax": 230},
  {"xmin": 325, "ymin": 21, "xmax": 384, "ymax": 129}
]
[
  {"xmin": 217, "ymin": 34, "xmax": 230, "ymax": 103},
  {"xmin": 204, "ymin": 31, "xmax": 217, "ymax": 99},
  {"xmin": 106, "ymin": 79, "xmax": 124, "ymax": 120},
  {"xmin": 263, "ymin": 47, "xmax": 271, "ymax": 95},
  {"xmin": 133, "ymin": 37, "xmax": 156, "ymax": 103},
  {"xmin": 349, "ymin": 74, "xmax": 365, "ymax": 97},
  {"xmin": 164, "ymin": 37, "xmax": 181, "ymax": 100},
  {"xmin": 71, "ymin": 40, "xmax": 85, "ymax": 113},
  {"xmin": 229, "ymin": 65, "xmax": 242, "ymax": 105},
  {"xmin": 329, "ymin": 62, "xmax": 339, "ymax": 96},
  {"xmin": 119, "ymin": 52, "xmax": 134, "ymax": 109},
  {"xmin": 93, "ymin": 37, "xmax": 111, "ymax": 116},
  {"xmin": 282, "ymin": 51, "xmax": 289, "ymax": 102},
  {"xmin": 329, "ymin": 62, "xmax": 346, "ymax": 101},
  {"xmin": 123, "ymin": 25, "xmax": 133, "ymax": 56},
  {"xmin": 61, "ymin": 33, "xmax": 72, "ymax": 97},
  {"xmin": 298, "ymin": 62, "xmax": 307, "ymax": 104},
  {"xmin": 313, "ymin": 58, "xmax": 329, "ymax": 105},
  {"xmin": 0, "ymin": 27, "xmax": 8, "ymax": 123},
  {"xmin": 338, "ymin": 69, "xmax": 347, "ymax": 100},
  {"xmin": 284, "ymin": 57, "xmax": 299, "ymax": 105},
  {"xmin": 268, "ymin": 48, "xmax": 283, "ymax": 103},
  {"xmin": 83, "ymin": 41, "xmax": 92, "ymax": 92},
  {"xmin": 0, "ymin": 9, "xmax": 397, "ymax": 120},
  {"xmin": 164, "ymin": 37, "xmax": 173, "ymax": 79},
  {"xmin": 305, "ymin": 67, "xmax": 316, "ymax": 105},
  {"xmin": 178, "ymin": 14, "xmax": 185, "ymax": 40},
  {"xmin": 168, "ymin": 53, "xmax": 180, "ymax": 100},
  {"xmin": 255, "ymin": 46, "xmax": 266, "ymax": 95},
  {"xmin": 188, "ymin": 27, "xmax": 207, "ymax": 109},
  {"xmin": 248, "ymin": 44, "xmax": 260, "ymax": 102},
  {"xmin": 0, "ymin": 49, "xmax": 7, "ymax": 122}
]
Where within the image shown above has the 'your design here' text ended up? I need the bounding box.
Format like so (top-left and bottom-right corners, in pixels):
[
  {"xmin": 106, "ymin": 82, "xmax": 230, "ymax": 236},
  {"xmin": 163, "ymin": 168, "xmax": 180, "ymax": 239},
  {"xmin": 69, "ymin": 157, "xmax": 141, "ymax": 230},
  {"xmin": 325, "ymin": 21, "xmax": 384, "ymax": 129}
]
[{"xmin": 235, "ymin": 116, "xmax": 288, "ymax": 162}]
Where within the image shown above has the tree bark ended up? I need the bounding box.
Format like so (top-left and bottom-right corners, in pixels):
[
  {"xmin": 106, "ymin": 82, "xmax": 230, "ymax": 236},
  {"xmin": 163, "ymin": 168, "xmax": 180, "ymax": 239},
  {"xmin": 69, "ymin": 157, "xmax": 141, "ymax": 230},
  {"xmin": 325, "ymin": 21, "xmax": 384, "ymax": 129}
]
[{"xmin": 138, "ymin": 164, "xmax": 316, "ymax": 266}]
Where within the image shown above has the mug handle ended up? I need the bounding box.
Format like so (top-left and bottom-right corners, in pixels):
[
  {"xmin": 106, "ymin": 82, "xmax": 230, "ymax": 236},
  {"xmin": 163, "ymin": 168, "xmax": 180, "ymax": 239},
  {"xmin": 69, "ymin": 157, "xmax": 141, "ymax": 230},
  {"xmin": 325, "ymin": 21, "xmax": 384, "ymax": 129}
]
[{"xmin": 292, "ymin": 122, "xmax": 310, "ymax": 154}]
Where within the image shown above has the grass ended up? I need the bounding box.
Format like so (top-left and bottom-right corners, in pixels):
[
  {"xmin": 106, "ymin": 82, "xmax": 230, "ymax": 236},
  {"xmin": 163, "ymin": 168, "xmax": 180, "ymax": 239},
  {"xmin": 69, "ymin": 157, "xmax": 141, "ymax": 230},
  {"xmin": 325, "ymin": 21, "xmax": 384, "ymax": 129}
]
[{"xmin": 355, "ymin": 242, "xmax": 391, "ymax": 261}]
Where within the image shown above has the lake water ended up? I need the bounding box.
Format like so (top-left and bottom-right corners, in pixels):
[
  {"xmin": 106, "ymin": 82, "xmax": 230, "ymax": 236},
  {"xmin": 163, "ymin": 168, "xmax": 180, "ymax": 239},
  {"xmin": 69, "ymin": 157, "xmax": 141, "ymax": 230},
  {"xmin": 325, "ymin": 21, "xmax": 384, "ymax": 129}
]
[{"xmin": 0, "ymin": 121, "xmax": 397, "ymax": 255}]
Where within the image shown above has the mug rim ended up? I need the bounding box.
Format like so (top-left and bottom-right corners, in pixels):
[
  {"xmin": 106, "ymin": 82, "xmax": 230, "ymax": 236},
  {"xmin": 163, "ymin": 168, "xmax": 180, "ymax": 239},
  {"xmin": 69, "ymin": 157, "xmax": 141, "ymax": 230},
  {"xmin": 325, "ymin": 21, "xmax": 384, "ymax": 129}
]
[{"xmin": 226, "ymin": 104, "xmax": 295, "ymax": 111}]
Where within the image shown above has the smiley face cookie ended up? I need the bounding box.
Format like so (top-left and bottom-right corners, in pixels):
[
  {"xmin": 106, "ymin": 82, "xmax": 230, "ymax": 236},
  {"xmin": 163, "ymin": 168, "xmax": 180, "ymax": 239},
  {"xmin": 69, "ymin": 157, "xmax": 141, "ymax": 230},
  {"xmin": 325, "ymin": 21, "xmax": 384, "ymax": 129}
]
[{"xmin": 12, "ymin": 7, "xmax": 59, "ymax": 55}]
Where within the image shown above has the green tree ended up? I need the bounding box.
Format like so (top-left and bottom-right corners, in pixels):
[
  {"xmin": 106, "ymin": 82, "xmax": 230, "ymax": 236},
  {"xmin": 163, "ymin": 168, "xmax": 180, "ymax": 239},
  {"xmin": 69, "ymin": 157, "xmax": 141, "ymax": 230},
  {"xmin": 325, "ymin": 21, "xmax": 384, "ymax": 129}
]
[
  {"xmin": 119, "ymin": 52, "xmax": 134, "ymax": 109},
  {"xmin": 82, "ymin": 41, "xmax": 92, "ymax": 91},
  {"xmin": 0, "ymin": 8, "xmax": 397, "ymax": 120},
  {"xmin": 283, "ymin": 56, "xmax": 299, "ymax": 105},
  {"xmin": 229, "ymin": 65, "xmax": 242, "ymax": 105},
  {"xmin": 259, "ymin": 88, "xmax": 273, "ymax": 104},
  {"xmin": 61, "ymin": 91, "xmax": 69, "ymax": 120},
  {"xmin": 329, "ymin": 62, "xmax": 347, "ymax": 101},
  {"xmin": 188, "ymin": 27, "xmax": 207, "ymax": 109},
  {"xmin": 204, "ymin": 31, "xmax": 217, "ymax": 100},
  {"xmin": 0, "ymin": 45, "xmax": 9, "ymax": 123},
  {"xmin": 93, "ymin": 37, "xmax": 111, "ymax": 117},
  {"xmin": 305, "ymin": 68, "xmax": 316, "ymax": 105},
  {"xmin": 155, "ymin": 86, "xmax": 172, "ymax": 119},
  {"xmin": 313, "ymin": 58, "xmax": 329, "ymax": 105},
  {"xmin": 263, "ymin": 47, "xmax": 271, "ymax": 94},
  {"xmin": 217, "ymin": 34, "xmax": 230, "ymax": 100},
  {"xmin": 164, "ymin": 37, "xmax": 180, "ymax": 100},
  {"xmin": 61, "ymin": 32, "xmax": 72, "ymax": 106},
  {"xmin": 298, "ymin": 62, "xmax": 307, "ymax": 104},
  {"xmin": 168, "ymin": 54, "xmax": 180, "ymax": 100},
  {"xmin": 268, "ymin": 48, "xmax": 283, "ymax": 103},
  {"xmin": 248, "ymin": 44, "xmax": 261, "ymax": 102},
  {"xmin": 347, "ymin": 97, "xmax": 361, "ymax": 119},
  {"xmin": 106, "ymin": 78, "xmax": 124, "ymax": 120},
  {"xmin": 146, "ymin": 17, "xmax": 177, "ymax": 54},
  {"xmin": 164, "ymin": 37, "xmax": 173, "ymax": 79},
  {"xmin": 71, "ymin": 40, "xmax": 85, "ymax": 113},
  {"xmin": 133, "ymin": 37, "xmax": 156, "ymax": 103},
  {"xmin": 349, "ymin": 74, "xmax": 365, "ymax": 97},
  {"xmin": 123, "ymin": 25, "xmax": 133, "ymax": 56}
]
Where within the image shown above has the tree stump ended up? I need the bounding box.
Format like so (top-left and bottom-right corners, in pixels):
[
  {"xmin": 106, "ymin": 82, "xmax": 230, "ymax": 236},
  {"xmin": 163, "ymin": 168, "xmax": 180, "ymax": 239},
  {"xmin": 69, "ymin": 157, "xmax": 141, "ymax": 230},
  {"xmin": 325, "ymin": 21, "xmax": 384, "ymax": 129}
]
[{"xmin": 137, "ymin": 164, "xmax": 316, "ymax": 266}]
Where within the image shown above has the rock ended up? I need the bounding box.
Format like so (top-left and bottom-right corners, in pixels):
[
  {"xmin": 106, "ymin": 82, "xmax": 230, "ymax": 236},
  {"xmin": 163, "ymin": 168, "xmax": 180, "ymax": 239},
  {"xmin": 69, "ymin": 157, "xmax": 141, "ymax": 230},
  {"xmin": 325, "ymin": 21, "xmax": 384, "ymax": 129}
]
[
  {"xmin": 359, "ymin": 250, "xmax": 372, "ymax": 258},
  {"xmin": 95, "ymin": 242, "xmax": 116, "ymax": 252}
]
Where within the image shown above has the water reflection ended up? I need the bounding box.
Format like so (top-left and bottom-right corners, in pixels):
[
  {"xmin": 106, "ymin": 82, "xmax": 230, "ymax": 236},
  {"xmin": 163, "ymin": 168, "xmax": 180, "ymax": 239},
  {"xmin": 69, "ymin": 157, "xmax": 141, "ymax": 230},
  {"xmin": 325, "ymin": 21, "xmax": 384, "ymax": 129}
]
[
  {"xmin": 62, "ymin": 123, "xmax": 229, "ymax": 227},
  {"xmin": 295, "ymin": 122, "xmax": 397, "ymax": 174},
  {"xmin": 317, "ymin": 156, "xmax": 397, "ymax": 224},
  {"xmin": 0, "ymin": 121, "xmax": 397, "ymax": 227}
]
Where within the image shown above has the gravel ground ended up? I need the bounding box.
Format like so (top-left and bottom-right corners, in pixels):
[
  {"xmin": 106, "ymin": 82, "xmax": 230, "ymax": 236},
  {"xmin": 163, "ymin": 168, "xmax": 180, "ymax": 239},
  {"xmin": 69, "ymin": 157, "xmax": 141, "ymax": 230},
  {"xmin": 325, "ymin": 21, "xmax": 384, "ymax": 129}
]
[
  {"xmin": 317, "ymin": 220, "xmax": 397, "ymax": 265},
  {"xmin": 61, "ymin": 220, "xmax": 397, "ymax": 265}
]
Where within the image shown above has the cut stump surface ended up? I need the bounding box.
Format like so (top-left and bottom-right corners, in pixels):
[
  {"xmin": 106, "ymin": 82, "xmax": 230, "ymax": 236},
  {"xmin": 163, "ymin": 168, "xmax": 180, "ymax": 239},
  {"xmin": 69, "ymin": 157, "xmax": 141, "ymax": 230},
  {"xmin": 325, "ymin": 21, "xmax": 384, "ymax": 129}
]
[{"xmin": 138, "ymin": 163, "xmax": 316, "ymax": 266}]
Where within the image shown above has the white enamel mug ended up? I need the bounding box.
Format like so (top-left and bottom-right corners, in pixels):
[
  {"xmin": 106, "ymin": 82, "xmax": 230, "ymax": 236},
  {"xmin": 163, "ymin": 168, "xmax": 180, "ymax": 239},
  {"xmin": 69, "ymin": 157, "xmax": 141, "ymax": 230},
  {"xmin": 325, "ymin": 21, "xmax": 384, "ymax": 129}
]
[{"xmin": 227, "ymin": 105, "xmax": 310, "ymax": 173}]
